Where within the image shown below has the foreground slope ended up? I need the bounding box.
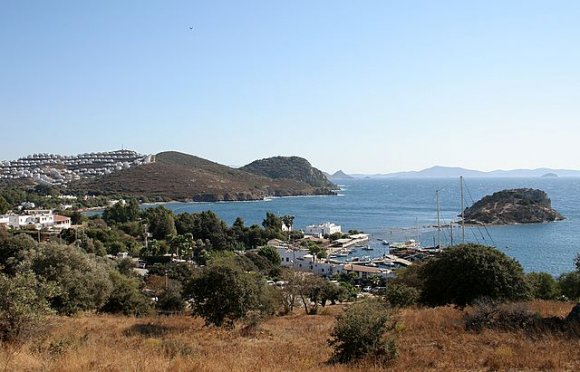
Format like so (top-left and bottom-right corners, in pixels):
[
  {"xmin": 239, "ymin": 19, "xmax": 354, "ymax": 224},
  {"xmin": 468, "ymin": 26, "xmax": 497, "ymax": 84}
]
[
  {"xmin": 71, "ymin": 151, "xmax": 334, "ymax": 202},
  {"xmin": 2, "ymin": 301, "xmax": 577, "ymax": 371}
]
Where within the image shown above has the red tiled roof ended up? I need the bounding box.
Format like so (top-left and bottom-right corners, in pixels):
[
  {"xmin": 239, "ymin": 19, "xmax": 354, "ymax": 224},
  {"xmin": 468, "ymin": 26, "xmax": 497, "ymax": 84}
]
[{"xmin": 54, "ymin": 215, "xmax": 71, "ymax": 223}]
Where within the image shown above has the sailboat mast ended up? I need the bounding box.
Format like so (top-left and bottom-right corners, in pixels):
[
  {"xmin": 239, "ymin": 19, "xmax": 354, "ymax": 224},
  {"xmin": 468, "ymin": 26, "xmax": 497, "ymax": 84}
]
[
  {"xmin": 436, "ymin": 189, "xmax": 441, "ymax": 248},
  {"xmin": 460, "ymin": 176, "xmax": 465, "ymax": 243},
  {"xmin": 450, "ymin": 221, "xmax": 453, "ymax": 246}
]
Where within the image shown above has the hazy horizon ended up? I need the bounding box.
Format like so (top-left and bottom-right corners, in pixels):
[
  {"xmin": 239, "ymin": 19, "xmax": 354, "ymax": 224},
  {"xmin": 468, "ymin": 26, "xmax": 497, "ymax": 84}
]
[{"xmin": 2, "ymin": 1, "xmax": 580, "ymax": 173}]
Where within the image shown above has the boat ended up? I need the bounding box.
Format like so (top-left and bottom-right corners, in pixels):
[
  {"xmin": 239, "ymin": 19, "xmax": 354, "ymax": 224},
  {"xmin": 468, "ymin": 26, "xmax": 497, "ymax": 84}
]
[
  {"xmin": 362, "ymin": 245, "xmax": 374, "ymax": 251},
  {"xmin": 389, "ymin": 239, "xmax": 420, "ymax": 250},
  {"xmin": 381, "ymin": 240, "xmax": 390, "ymax": 245}
]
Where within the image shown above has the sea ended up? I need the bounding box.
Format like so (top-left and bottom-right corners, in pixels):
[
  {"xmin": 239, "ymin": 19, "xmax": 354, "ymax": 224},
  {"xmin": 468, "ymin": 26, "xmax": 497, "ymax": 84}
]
[{"xmin": 149, "ymin": 178, "xmax": 579, "ymax": 276}]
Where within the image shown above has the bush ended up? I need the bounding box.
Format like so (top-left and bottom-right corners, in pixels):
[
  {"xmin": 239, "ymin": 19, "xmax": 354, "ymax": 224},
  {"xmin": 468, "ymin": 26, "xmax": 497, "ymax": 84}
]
[
  {"xmin": 558, "ymin": 271, "xmax": 580, "ymax": 301},
  {"xmin": 385, "ymin": 283, "xmax": 419, "ymax": 308},
  {"xmin": 0, "ymin": 271, "xmax": 56, "ymax": 342},
  {"xmin": 419, "ymin": 244, "xmax": 530, "ymax": 307},
  {"xmin": 527, "ymin": 272, "xmax": 560, "ymax": 300},
  {"xmin": 465, "ymin": 299, "xmax": 540, "ymax": 332},
  {"xmin": 464, "ymin": 300, "xmax": 580, "ymax": 337},
  {"xmin": 328, "ymin": 299, "xmax": 397, "ymax": 364},
  {"xmin": 257, "ymin": 245, "xmax": 281, "ymax": 266},
  {"xmin": 188, "ymin": 259, "xmax": 266, "ymax": 327},
  {"xmin": 32, "ymin": 244, "xmax": 113, "ymax": 315},
  {"xmin": 157, "ymin": 283, "xmax": 186, "ymax": 314},
  {"xmin": 100, "ymin": 271, "xmax": 152, "ymax": 316}
]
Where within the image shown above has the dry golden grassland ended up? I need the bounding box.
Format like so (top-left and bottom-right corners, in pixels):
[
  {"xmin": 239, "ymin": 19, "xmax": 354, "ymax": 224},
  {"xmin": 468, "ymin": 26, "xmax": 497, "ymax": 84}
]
[{"xmin": 1, "ymin": 300, "xmax": 578, "ymax": 371}]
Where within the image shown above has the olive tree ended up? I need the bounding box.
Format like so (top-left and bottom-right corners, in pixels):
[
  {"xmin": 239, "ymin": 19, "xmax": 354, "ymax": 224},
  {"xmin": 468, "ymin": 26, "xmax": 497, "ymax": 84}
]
[
  {"xmin": 0, "ymin": 271, "xmax": 56, "ymax": 342},
  {"xmin": 328, "ymin": 299, "xmax": 397, "ymax": 364},
  {"xmin": 188, "ymin": 259, "xmax": 265, "ymax": 327},
  {"xmin": 419, "ymin": 244, "xmax": 530, "ymax": 307},
  {"xmin": 32, "ymin": 244, "xmax": 113, "ymax": 315}
]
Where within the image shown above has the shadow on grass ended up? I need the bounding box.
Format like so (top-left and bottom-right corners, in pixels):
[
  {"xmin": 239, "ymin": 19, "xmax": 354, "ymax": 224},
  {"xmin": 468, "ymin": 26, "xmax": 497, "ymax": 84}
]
[
  {"xmin": 465, "ymin": 300, "xmax": 580, "ymax": 338},
  {"xmin": 123, "ymin": 323, "xmax": 178, "ymax": 337}
]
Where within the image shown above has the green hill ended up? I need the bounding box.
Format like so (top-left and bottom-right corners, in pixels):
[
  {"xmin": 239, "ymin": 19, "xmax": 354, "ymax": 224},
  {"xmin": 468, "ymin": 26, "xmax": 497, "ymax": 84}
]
[
  {"xmin": 240, "ymin": 156, "xmax": 336, "ymax": 189},
  {"xmin": 70, "ymin": 151, "xmax": 335, "ymax": 202}
]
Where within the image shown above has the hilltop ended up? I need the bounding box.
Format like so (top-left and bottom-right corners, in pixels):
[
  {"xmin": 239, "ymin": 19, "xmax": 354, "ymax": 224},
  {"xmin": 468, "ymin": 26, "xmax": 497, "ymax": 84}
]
[
  {"xmin": 328, "ymin": 170, "xmax": 353, "ymax": 180},
  {"xmin": 240, "ymin": 156, "xmax": 336, "ymax": 189},
  {"xmin": 70, "ymin": 151, "xmax": 335, "ymax": 202},
  {"xmin": 463, "ymin": 188, "xmax": 565, "ymax": 225}
]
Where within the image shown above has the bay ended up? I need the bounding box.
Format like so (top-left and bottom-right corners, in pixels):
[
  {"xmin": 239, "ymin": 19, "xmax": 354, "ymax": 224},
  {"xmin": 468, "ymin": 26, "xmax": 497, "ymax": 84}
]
[{"xmin": 157, "ymin": 178, "xmax": 580, "ymax": 275}]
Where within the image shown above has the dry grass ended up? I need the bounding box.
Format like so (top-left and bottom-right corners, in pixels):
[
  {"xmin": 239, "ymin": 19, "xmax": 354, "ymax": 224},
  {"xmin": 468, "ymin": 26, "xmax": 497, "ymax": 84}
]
[{"xmin": 0, "ymin": 301, "xmax": 578, "ymax": 371}]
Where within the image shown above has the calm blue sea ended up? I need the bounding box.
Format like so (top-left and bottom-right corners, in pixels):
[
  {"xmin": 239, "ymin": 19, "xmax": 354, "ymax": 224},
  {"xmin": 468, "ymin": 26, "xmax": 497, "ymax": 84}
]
[{"xmin": 154, "ymin": 178, "xmax": 579, "ymax": 275}]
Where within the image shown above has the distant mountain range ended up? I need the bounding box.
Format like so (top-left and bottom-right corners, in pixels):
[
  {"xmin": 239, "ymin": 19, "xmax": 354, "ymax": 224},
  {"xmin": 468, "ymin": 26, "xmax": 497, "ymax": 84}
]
[{"xmin": 351, "ymin": 166, "xmax": 580, "ymax": 178}]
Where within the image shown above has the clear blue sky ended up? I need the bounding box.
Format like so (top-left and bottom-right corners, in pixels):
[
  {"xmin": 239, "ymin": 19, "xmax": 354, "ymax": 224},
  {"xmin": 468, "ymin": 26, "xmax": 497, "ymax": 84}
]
[{"xmin": 2, "ymin": 1, "xmax": 579, "ymax": 173}]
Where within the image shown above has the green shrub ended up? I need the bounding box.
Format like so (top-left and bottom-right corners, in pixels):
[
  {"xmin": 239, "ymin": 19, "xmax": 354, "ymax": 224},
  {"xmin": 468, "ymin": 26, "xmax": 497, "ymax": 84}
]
[
  {"xmin": 328, "ymin": 299, "xmax": 397, "ymax": 364},
  {"xmin": 527, "ymin": 272, "xmax": 560, "ymax": 300},
  {"xmin": 32, "ymin": 244, "xmax": 113, "ymax": 315},
  {"xmin": 419, "ymin": 244, "xmax": 530, "ymax": 307},
  {"xmin": 257, "ymin": 245, "xmax": 281, "ymax": 266},
  {"xmin": 385, "ymin": 283, "xmax": 419, "ymax": 308},
  {"xmin": 558, "ymin": 271, "xmax": 580, "ymax": 301},
  {"xmin": 0, "ymin": 271, "xmax": 56, "ymax": 342},
  {"xmin": 101, "ymin": 270, "xmax": 152, "ymax": 316},
  {"xmin": 188, "ymin": 259, "xmax": 265, "ymax": 327}
]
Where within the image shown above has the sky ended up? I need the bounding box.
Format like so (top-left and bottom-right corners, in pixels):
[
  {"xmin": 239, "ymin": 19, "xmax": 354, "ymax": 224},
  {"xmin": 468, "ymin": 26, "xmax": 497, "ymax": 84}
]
[{"xmin": 1, "ymin": 1, "xmax": 580, "ymax": 174}]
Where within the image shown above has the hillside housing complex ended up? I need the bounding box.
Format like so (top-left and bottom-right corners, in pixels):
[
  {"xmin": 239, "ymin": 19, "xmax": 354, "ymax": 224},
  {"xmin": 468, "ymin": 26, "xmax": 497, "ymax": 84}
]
[{"xmin": 0, "ymin": 150, "xmax": 153, "ymax": 186}]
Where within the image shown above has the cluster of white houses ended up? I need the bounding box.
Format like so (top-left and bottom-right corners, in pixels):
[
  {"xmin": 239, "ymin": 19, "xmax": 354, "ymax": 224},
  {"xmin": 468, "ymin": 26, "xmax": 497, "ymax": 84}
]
[
  {"xmin": 272, "ymin": 242, "xmax": 396, "ymax": 280},
  {"xmin": 304, "ymin": 222, "xmax": 342, "ymax": 238},
  {"xmin": 0, "ymin": 210, "xmax": 71, "ymax": 230},
  {"xmin": 0, "ymin": 150, "xmax": 153, "ymax": 186}
]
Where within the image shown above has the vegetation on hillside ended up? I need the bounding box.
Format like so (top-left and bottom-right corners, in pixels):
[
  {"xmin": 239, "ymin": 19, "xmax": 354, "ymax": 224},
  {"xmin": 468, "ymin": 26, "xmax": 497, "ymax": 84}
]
[
  {"xmin": 241, "ymin": 156, "xmax": 336, "ymax": 189},
  {"xmin": 68, "ymin": 151, "xmax": 336, "ymax": 202}
]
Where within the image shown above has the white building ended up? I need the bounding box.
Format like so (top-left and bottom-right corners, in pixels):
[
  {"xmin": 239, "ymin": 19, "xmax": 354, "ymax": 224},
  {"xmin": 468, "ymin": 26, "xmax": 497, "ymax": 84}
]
[
  {"xmin": 7, "ymin": 210, "xmax": 70, "ymax": 230},
  {"xmin": 276, "ymin": 246, "xmax": 347, "ymax": 277},
  {"xmin": 304, "ymin": 222, "xmax": 341, "ymax": 238}
]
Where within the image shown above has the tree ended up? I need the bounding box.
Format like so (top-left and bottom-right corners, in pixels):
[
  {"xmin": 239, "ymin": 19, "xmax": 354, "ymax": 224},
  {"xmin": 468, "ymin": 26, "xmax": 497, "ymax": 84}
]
[
  {"xmin": 100, "ymin": 270, "xmax": 152, "ymax": 316},
  {"xmin": 142, "ymin": 206, "xmax": 177, "ymax": 240},
  {"xmin": 308, "ymin": 243, "xmax": 327, "ymax": 260},
  {"xmin": 281, "ymin": 215, "xmax": 294, "ymax": 232},
  {"xmin": 188, "ymin": 259, "xmax": 265, "ymax": 327},
  {"xmin": 157, "ymin": 283, "xmax": 186, "ymax": 314},
  {"xmin": 0, "ymin": 196, "xmax": 10, "ymax": 214},
  {"xmin": 262, "ymin": 212, "xmax": 282, "ymax": 231},
  {"xmin": 419, "ymin": 244, "xmax": 530, "ymax": 307},
  {"xmin": 103, "ymin": 199, "xmax": 140, "ymax": 224},
  {"xmin": 328, "ymin": 299, "xmax": 396, "ymax": 364},
  {"xmin": 527, "ymin": 272, "xmax": 560, "ymax": 300},
  {"xmin": 385, "ymin": 283, "xmax": 419, "ymax": 308},
  {"xmin": 258, "ymin": 245, "xmax": 281, "ymax": 266},
  {"xmin": 283, "ymin": 271, "xmax": 327, "ymax": 315},
  {"xmin": 32, "ymin": 244, "xmax": 113, "ymax": 315},
  {"xmin": 0, "ymin": 271, "xmax": 56, "ymax": 342},
  {"xmin": 0, "ymin": 234, "xmax": 37, "ymax": 275},
  {"xmin": 169, "ymin": 234, "xmax": 194, "ymax": 260},
  {"xmin": 558, "ymin": 271, "xmax": 580, "ymax": 301}
]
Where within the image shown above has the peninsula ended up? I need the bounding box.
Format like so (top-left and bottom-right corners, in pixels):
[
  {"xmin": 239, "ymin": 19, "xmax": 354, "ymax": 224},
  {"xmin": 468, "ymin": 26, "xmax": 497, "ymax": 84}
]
[
  {"xmin": 462, "ymin": 188, "xmax": 565, "ymax": 225},
  {"xmin": 70, "ymin": 151, "xmax": 335, "ymax": 202}
]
